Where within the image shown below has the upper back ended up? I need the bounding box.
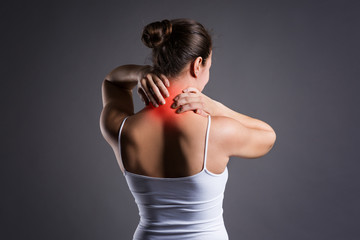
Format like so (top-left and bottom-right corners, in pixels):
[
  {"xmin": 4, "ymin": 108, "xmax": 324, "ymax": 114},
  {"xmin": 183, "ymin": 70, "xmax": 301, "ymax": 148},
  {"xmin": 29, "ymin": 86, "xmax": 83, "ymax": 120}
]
[{"xmin": 117, "ymin": 109, "xmax": 229, "ymax": 178}]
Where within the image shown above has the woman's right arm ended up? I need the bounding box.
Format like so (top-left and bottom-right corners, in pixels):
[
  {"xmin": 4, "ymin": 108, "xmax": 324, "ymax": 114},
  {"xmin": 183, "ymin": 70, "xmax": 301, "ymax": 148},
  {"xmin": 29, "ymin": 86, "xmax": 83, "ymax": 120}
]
[
  {"xmin": 213, "ymin": 115, "xmax": 276, "ymax": 159},
  {"xmin": 100, "ymin": 65, "xmax": 169, "ymax": 147},
  {"xmin": 211, "ymin": 100, "xmax": 274, "ymax": 132},
  {"xmin": 172, "ymin": 87, "xmax": 276, "ymax": 159}
]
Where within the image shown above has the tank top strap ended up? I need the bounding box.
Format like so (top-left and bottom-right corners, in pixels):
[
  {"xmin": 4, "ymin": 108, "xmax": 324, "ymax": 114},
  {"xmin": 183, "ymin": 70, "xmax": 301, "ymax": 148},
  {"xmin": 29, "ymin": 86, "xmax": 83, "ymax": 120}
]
[
  {"xmin": 118, "ymin": 116, "xmax": 129, "ymax": 176},
  {"xmin": 203, "ymin": 115, "xmax": 211, "ymax": 171}
]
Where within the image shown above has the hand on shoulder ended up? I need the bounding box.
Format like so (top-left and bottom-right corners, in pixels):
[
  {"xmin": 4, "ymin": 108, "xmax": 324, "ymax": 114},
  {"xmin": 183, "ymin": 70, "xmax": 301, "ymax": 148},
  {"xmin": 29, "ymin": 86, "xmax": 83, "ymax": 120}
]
[{"xmin": 171, "ymin": 87, "xmax": 219, "ymax": 117}]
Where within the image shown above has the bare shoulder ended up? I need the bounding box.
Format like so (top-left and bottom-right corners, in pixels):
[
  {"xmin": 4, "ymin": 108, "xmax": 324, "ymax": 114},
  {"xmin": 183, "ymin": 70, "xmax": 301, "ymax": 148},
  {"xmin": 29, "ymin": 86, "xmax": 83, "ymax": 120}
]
[
  {"xmin": 100, "ymin": 76, "xmax": 136, "ymax": 148},
  {"xmin": 100, "ymin": 106, "xmax": 128, "ymax": 148}
]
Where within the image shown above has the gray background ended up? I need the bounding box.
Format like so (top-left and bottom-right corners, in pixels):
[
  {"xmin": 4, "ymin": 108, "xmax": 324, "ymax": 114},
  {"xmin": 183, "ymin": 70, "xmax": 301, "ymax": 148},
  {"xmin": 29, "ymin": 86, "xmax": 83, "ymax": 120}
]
[{"xmin": 1, "ymin": 0, "xmax": 359, "ymax": 239}]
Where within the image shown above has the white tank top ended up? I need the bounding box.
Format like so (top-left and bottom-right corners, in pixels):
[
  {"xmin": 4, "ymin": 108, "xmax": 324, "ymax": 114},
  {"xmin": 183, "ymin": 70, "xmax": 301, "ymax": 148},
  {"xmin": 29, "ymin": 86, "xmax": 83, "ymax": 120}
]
[{"xmin": 118, "ymin": 115, "xmax": 229, "ymax": 240}]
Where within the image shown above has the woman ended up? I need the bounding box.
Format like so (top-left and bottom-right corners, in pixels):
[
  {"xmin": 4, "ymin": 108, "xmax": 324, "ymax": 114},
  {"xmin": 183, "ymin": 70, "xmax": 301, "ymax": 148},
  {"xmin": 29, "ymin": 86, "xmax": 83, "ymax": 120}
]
[{"xmin": 100, "ymin": 19, "xmax": 276, "ymax": 240}]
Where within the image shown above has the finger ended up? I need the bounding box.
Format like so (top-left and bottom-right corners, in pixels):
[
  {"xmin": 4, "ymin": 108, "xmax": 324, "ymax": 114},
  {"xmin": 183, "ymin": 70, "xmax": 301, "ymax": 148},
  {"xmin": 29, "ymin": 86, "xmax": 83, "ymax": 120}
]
[
  {"xmin": 171, "ymin": 93, "xmax": 199, "ymax": 108},
  {"xmin": 153, "ymin": 75, "xmax": 170, "ymax": 98},
  {"xmin": 183, "ymin": 87, "xmax": 200, "ymax": 93},
  {"xmin": 147, "ymin": 74, "xmax": 166, "ymax": 105},
  {"xmin": 176, "ymin": 102, "xmax": 205, "ymax": 113},
  {"xmin": 142, "ymin": 77, "xmax": 159, "ymax": 107},
  {"xmin": 195, "ymin": 109, "xmax": 208, "ymax": 117},
  {"xmin": 160, "ymin": 74, "xmax": 170, "ymax": 88},
  {"xmin": 173, "ymin": 95, "xmax": 201, "ymax": 108},
  {"xmin": 173, "ymin": 91, "xmax": 198, "ymax": 102},
  {"xmin": 140, "ymin": 77, "xmax": 147, "ymax": 89}
]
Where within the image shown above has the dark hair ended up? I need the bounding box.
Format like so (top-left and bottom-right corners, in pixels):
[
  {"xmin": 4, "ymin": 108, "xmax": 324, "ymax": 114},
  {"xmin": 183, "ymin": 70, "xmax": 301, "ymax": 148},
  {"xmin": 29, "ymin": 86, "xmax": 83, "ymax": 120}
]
[{"xmin": 141, "ymin": 19, "xmax": 212, "ymax": 77}]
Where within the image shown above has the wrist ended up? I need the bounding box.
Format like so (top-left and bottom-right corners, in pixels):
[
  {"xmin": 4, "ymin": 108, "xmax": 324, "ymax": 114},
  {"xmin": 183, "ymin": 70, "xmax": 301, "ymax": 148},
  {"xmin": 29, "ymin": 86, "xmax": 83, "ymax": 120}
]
[{"xmin": 212, "ymin": 100, "xmax": 224, "ymax": 116}]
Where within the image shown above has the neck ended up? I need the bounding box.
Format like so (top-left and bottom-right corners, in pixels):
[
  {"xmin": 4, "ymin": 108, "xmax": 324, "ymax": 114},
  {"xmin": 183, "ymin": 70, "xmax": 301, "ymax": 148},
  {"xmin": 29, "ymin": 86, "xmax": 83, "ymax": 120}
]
[
  {"xmin": 168, "ymin": 79, "xmax": 197, "ymax": 97},
  {"xmin": 145, "ymin": 75, "xmax": 198, "ymax": 120}
]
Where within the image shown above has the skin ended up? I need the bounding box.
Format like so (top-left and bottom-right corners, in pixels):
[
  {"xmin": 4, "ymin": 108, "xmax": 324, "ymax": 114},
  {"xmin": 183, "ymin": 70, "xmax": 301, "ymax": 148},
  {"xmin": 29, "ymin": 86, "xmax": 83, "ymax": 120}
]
[{"xmin": 100, "ymin": 52, "xmax": 276, "ymax": 178}]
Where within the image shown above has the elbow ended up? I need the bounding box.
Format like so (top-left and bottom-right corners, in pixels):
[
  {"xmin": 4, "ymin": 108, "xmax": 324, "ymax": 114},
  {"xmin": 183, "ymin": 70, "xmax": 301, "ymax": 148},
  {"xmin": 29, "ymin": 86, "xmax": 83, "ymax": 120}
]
[
  {"xmin": 245, "ymin": 131, "xmax": 277, "ymax": 159},
  {"xmin": 259, "ymin": 130, "xmax": 277, "ymax": 158},
  {"xmin": 267, "ymin": 130, "xmax": 277, "ymax": 152},
  {"xmin": 272, "ymin": 129, "xmax": 277, "ymax": 145}
]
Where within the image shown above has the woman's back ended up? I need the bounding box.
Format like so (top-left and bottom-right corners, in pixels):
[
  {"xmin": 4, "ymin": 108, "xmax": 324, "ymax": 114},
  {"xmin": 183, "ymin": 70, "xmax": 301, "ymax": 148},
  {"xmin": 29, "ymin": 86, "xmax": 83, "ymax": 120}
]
[
  {"xmin": 118, "ymin": 107, "xmax": 229, "ymax": 178},
  {"xmin": 118, "ymin": 113, "xmax": 229, "ymax": 240}
]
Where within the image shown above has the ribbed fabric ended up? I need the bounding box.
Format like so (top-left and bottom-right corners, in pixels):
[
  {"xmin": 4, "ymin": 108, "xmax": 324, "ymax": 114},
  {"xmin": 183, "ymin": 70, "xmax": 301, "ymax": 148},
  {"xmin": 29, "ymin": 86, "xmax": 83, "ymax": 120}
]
[{"xmin": 118, "ymin": 115, "xmax": 229, "ymax": 240}]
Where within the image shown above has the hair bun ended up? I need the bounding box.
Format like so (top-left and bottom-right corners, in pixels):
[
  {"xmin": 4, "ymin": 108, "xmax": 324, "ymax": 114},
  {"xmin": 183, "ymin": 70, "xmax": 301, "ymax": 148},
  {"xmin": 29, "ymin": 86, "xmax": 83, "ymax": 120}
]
[{"xmin": 141, "ymin": 20, "xmax": 172, "ymax": 48}]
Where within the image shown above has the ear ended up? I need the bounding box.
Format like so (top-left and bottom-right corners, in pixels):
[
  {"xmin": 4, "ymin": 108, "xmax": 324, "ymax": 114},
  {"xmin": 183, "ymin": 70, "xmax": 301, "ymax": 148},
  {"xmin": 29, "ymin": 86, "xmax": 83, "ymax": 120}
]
[{"xmin": 191, "ymin": 56, "xmax": 203, "ymax": 78}]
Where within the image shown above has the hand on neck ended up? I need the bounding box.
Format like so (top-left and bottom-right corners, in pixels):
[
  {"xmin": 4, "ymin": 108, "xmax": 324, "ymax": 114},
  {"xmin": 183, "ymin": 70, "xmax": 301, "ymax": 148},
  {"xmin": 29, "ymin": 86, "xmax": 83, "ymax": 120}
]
[{"xmin": 145, "ymin": 73, "xmax": 200, "ymax": 116}]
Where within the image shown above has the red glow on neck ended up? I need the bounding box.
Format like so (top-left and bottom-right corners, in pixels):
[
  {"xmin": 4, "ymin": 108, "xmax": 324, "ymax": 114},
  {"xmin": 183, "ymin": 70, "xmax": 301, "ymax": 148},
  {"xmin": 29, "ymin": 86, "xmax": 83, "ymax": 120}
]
[{"xmin": 146, "ymin": 84, "xmax": 190, "ymax": 122}]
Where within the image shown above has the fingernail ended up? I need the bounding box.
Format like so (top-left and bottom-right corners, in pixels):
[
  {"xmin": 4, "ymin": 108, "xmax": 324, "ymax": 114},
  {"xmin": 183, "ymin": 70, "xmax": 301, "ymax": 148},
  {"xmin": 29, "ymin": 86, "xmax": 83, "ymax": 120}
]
[
  {"xmin": 171, "ymin": 103, "xmax": 176, "ymax": 108},
  {"xmin": 183, "ymin": 89, "xmax": 188, "ymax": 93},
  {"xmin": 161, "ymin": 100, "xmax": 165, "ymax": 105},
  {"xmin": 174, "ymin": 96, "xmax": 179, "ymax": 101},
  {"xmin": 176, "ymin": 108, "xmax": 181, "ymax": 113}
]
